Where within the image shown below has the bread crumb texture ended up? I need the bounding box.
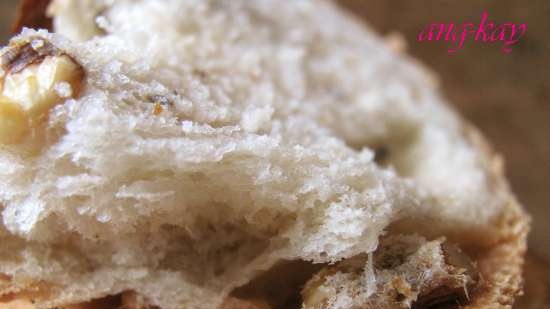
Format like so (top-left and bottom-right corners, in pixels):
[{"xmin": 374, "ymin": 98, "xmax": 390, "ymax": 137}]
[
  {"xmin": 302, "ymin": 236, "xmax": 480, "ymax": 309},
  {"xmin": 0, "ymin": 1, "xmax": 527, "ymax": 309}
]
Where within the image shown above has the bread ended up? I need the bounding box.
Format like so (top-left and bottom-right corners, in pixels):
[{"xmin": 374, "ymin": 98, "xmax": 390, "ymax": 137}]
[{"xmin": 0, "ymin": 0, "xmax": 529, "ymax": 309}]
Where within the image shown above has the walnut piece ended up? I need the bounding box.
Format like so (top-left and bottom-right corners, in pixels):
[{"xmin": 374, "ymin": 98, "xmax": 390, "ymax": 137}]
[{"xmin": 0, "ymin": 38, "xmax": 84, "ymax": 144}]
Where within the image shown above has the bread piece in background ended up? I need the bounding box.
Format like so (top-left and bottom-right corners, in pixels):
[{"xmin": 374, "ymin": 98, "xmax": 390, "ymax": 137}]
[{"xmin": 0, "ymin": 0, "xmax": 18, "ymax": 43}]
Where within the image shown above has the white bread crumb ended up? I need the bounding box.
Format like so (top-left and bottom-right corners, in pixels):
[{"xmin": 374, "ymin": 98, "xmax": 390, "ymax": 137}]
[{"xmin": 0, "ymin": 1, "xmax": 521, "ymax": 308}]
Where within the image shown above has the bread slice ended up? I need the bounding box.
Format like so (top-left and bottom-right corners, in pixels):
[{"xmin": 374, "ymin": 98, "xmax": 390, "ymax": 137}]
[{"xmin": 0, "ymin": 1, "xmax": 528, "ymax": 309}]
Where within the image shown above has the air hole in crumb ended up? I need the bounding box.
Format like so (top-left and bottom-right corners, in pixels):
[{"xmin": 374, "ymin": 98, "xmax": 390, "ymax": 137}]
[
  {"xmin": 232, "ymin": 260, "xmax": 326, "ymax": 309},
  {"xmin": 374, "ymin": 146, "xmax": 390, "ymax": 166},
  {"xmin": 347, "ymin": 142, "xmax": 392, "ymax": 168},
  {"xmin": 411, "ymin": 286, "xmax": 466, "ymax": 309}
]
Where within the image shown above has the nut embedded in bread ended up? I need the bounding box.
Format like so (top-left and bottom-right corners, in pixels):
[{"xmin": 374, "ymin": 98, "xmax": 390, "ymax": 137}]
[
  {"xmin": 0, "ymin": 1, "xmax": 528, "ymax": 309},
  {"xmin": 0, "ymin": 36, "xmax": 84, "ymax": 144}
]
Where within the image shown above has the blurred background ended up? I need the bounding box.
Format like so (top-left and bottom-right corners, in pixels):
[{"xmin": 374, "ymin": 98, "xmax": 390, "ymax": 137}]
[{"xmin": 1, "ymin": 0, "xmax": 549, "ymax": 307}]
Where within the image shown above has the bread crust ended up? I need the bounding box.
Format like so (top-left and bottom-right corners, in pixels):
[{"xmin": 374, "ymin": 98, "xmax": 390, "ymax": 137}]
[{"xmin": 459, "ymin": 124, "xmax": 529, "ymax": 309}]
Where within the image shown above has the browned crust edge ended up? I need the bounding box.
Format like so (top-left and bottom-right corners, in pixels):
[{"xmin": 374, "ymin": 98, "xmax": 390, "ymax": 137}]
[{"xmin": 460, "ymin": 123, "xmax": 530, "ymax": 309}]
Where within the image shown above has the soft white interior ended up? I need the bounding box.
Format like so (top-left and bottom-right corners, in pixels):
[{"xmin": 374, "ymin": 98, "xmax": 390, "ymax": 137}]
[{"xmin": 0, "ymin": 1, "xmax": 509, "ymax": 309}]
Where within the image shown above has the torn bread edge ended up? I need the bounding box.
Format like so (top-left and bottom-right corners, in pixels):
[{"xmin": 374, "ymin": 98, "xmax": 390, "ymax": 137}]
[{"xmin": 0, "ymin": 110, "xmax": 530, "ymax": 309}]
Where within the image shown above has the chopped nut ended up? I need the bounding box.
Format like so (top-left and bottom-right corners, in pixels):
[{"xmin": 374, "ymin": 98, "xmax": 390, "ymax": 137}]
[
  {"xmin": 0, "ymin": 98, "xmax": 30, "ymax": 144},
  {"xmin": 1, "ymin": 39, "xmax": 61, "ymax": 74},
  {"xmin": 0, "ymin": 38, "xmax": 84, "ymax": 144}
]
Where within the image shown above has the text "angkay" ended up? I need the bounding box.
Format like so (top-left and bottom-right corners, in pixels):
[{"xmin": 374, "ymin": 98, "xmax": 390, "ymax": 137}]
[{"xmin": 417, "ymin": 12, "xmax": 527, "ymax": 54}]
